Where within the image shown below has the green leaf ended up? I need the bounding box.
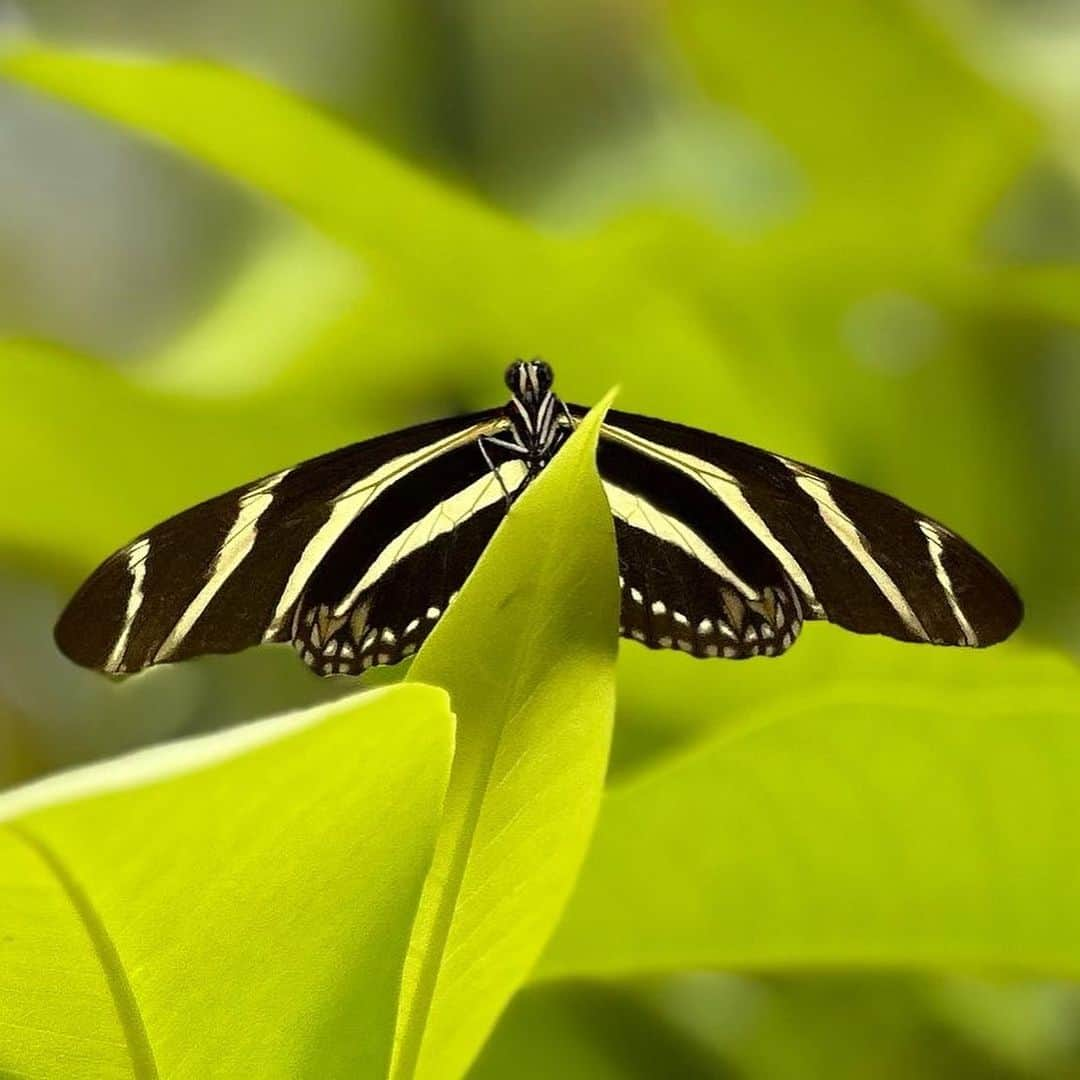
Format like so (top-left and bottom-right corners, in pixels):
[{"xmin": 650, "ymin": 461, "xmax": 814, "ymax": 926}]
[
  {"xmin": 606, "ymin": 624, "xmax": 1068, "ymax": 779},
  {"xmin": 539, "ymin": 642, "xmax": 1080, "ymax": 981},
  {"xmin": 393, "ymin": 393, "xmax": 620, "ymax": 1079},
  {"xmin": 0, "ymin": 683, "xmax": 454, "ymax": 1079}
]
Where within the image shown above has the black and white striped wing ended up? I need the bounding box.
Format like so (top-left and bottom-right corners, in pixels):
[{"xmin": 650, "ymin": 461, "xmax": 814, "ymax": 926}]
[
  {"xmin": 54, "ymin": 410, "xmax": 511, "ymax": 675},
  {"xmin": 599, "ymin": 430, "xmax": 807, "ymax": 659},
  {"xmin": 288, "ymin": 444, "xmax": 529, "ymax": 676},
  {"xmin": 580, "ymin": 407, "xmax": 1022, "ymax": 656}
]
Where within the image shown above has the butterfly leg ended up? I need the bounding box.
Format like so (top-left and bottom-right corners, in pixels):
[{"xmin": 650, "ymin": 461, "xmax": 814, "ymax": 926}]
[{"xmin": 479, "ymin": 435, "xmax": 529, "ymax": 507}]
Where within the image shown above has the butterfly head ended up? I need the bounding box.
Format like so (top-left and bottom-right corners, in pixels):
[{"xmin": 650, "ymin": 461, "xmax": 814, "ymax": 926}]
[{"xmin": 505, "ymin": 358, "xmax": 554, "ymax": 403}]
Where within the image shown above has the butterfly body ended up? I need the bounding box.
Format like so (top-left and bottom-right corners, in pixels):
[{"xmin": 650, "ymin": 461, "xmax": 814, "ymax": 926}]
[{"xmin": 55, "ymin": 360, "xmax": 1022, "ymax": 677}]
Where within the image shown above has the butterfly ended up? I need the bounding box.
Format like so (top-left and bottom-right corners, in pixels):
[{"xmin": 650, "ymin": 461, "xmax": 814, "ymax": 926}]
[{"xmin": 55, "ymin": 359, "xmax": 1022, "ymax": 677}]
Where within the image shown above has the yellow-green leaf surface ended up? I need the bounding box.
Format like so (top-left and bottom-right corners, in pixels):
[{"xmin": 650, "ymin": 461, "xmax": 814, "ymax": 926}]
[
  {"xmin": 539, "ymin": 643, "xmax": 1080, "ymax": 981},
  {"xmin": 607, "ymin": 625, "xmax": 1064, "ymax": 778},
  {"xmin": 0, "ymin": 683, "xmax": 454, "ymax": 1079},
  {"xmin": 393, "ymin": 395, "xmax": 620, "ymax": 1080}
]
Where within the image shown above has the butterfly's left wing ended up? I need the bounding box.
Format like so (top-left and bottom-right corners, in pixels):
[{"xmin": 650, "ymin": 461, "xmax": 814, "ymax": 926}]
[
  {"xmin": 573, "ymin": 406, "xmax": 1022, "ymax": 654},
  {"xmin": 55, "ymin": 409, "xmax": 512, "ymax": 674}
]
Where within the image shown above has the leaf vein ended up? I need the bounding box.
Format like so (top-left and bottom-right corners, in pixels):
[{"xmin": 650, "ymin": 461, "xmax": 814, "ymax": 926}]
[{"xmin": 3, "ymin": 821, "xmax": 159, "ymax": 1080}]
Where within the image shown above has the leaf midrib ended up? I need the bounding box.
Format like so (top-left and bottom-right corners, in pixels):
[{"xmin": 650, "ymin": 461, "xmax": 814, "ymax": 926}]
[
  {"xmin": 393, "ymin": 450, "xmax": 595, "ymax": 1079},
  {"xmin": 5, "ymin": 821, "xmax": 158, "ymax": 1080}
]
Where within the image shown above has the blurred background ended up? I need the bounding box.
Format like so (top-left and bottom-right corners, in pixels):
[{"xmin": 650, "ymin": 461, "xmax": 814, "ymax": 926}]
[{"xmin": 1, "ymin": 0, "xmax": 1078, "ymax": 1075}]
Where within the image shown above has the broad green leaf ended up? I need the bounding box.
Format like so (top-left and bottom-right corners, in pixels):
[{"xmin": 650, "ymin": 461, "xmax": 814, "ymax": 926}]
[
  {"xmin": 393, "ymin": 394, "xmax": 620, "ymax": 1080},
  {"xmin": 0, "ymin": 683, "xmax": 454, "ymax": 1079},
  {"xmin": 539, "ymin": 643, "xmax": 1080, "ymax": 981},
  {"xmin": 607, "ymin": 626, "xmax": 1071, "ymax": 779}
]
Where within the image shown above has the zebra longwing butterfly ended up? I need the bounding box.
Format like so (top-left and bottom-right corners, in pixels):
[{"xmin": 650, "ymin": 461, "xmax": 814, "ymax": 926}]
[{"xmin": 55, "ymin": 360, "xmax": 1022, "ymax": 677}]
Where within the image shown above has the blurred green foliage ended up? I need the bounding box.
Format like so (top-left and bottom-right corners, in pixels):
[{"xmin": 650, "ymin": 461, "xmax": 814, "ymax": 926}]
[{"xmin": 1, "ymin": 0, "xmax": 1079, "ymax": 1076}]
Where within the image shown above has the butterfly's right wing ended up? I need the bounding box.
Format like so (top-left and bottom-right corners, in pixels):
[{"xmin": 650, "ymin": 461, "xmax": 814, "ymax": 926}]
[
  {"xmin": 588, "ymin": 406, "xmax": 1022, "ymax": 652},
  {"xmin": 55, "ymin": 410, "xmax": 508, "ymax": 674}
]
